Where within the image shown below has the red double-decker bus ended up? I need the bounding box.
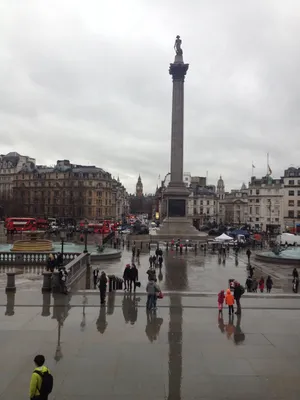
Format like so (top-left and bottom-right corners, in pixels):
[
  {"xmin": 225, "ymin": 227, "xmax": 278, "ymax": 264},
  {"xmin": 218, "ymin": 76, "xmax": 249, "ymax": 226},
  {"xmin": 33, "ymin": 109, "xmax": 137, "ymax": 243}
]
[{"xmin": 5, "ymin": 217, "xmax": 37, "ymax": 233}]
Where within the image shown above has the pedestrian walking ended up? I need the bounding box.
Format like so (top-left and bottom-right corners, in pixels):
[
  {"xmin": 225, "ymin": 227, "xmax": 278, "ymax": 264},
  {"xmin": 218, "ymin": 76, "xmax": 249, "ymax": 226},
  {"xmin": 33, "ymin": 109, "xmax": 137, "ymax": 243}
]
[
  {"xmin": 152, "ymin": 255, "xmax": 157, "ymax": 266},
  {"xmin": 259, "ymin": 277, "xmax": 265, "ymax": 293},
  {"xmin": 292, "ymin": 268, "xmax": 299, "ymax": 280},
  {"xmin": 158, "ymin": 255, "xmax": 163, "ymax": 268},
  {"xmin": 249, "ymin": 265, "xmax": 255, "ymax": 278},
  {"xmin": 123, "ymin": 264, "xmax": 131, "ymax": 291},
  {"xmin": 252, "ymin": 278, "xmax": 258, "ymax": 292},
  {"xmin": 29, "ymin": 354, "xmax": 53, "ymax": 400},
  {"xmin": 146, "ymin": 278, "xmax": 160, "ymax": 311},
  {"xmin": 234, "ymin": 281, "xmax": 244, "ymax": 315},
  {"xmin": 246, "ymin": 249, "xmax": 251, "ymax": 263},
  {"xmin": 217, "ymin": 290, "xmax": 225, "ymax": 314},
  {"xmin": 225, "ymin": 288, "xmax": 234, "ymax": 315},
  {"xmin": 149, "ymin": 255, "xmax": 153, "ymax": 268},
  {"xmin": 98, "ymin": 271, "xmax": 108, "ymax": 305},
  {"xmin": 136, "ymin": 248, "xmax": 140, "ymax": 259},
  {"xmin": 129, "ymin": 263, "xmax": 138, "ymax": 293},
  {"xmin": 293, "ymin": 277, "xmax": 299, "ymax": 293},
  {"xmin": 93, "ymin": 268, "xmax": 99, "ymax": 289},
  {"xmin": 266, "ymin": 275, "xmax": 273, "ymax": 293},
  {"xmin": 132, "ymin": 245, "xmax": 136, "ymax": 259},
  {"xmin": 245, "ymin": 276, "xmax": 253, "ymax": 292}
]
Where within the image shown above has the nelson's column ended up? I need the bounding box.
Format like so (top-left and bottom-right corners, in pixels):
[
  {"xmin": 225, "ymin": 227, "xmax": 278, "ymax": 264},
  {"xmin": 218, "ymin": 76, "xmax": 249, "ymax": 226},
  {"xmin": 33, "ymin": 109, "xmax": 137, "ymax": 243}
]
[{"xmin": 155, "ymin": 36, "xmax": 207, "ymax": 240}]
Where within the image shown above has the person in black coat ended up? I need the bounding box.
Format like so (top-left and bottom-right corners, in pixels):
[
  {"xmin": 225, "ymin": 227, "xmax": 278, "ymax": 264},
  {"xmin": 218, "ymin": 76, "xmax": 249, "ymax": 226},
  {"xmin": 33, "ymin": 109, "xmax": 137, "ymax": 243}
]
[
  {"xmin": 129, "ymin": 264, "xmax": 138, "ymax": 293},
  {"xmin": 98, "ymin": 272, "xmax": 108, "ymax": 305}
]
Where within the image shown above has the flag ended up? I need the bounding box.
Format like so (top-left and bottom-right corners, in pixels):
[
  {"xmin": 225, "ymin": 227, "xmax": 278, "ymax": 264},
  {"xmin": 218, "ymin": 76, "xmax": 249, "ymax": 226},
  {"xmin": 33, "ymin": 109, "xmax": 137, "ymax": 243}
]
[
  {"xmin": 268, "ymin": 165, "xmax": 272, "ymax": 175},
  {"xmin": 252, "ymin": 163, "xmax": 255, "ymax": 168}
]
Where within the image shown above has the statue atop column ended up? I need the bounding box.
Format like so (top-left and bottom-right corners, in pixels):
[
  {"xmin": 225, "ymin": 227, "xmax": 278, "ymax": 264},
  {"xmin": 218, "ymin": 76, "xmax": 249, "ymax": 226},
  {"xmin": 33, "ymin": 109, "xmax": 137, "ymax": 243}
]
[{"xmin": 174, "ymin": 35, "xmax": 183, "ymax": 56}]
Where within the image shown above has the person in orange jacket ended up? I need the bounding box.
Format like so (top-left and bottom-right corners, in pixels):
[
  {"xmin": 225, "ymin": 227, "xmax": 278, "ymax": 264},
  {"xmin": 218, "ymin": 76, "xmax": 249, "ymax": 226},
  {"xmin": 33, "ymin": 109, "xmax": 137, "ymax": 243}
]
[{"xmin": 225, "ymin": 288, "xmax": 235, "ymax": 315}]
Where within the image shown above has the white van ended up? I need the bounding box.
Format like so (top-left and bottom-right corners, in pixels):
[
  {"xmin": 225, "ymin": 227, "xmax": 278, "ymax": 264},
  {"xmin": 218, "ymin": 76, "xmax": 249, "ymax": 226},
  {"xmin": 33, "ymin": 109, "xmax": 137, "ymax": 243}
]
[{"xmin": 277, "ymin": 233, "xmax": 300, "ymax": 246}]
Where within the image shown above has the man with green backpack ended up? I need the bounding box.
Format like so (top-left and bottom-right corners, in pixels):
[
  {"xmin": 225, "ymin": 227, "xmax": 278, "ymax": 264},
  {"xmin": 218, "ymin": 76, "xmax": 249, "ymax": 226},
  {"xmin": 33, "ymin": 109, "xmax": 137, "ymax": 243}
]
[{"xmin": 30, "ymin": 354, "xmax": 53, "ymax": 399}]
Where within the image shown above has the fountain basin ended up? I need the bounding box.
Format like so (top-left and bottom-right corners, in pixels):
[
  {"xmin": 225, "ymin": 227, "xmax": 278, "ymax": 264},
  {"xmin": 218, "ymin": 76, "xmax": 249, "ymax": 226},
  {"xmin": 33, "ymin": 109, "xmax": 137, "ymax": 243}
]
[{"xmin": 256, "ymin": 248, "xmax": 300, "ymax": 265}]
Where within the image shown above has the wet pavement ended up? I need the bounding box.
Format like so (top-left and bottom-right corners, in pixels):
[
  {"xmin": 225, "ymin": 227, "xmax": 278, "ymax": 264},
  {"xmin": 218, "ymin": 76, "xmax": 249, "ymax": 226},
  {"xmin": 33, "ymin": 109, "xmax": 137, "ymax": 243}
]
[
  {"xmin": 93, "ymin": 247, "xmax": 285, "ymax": 293},
  {"xmin": 1, "ymin": 292, "xmax": 300, "ymax": 399},
  {"xmin": 0, "ymin": 246, "xmax": 294, "ymax": 293}
]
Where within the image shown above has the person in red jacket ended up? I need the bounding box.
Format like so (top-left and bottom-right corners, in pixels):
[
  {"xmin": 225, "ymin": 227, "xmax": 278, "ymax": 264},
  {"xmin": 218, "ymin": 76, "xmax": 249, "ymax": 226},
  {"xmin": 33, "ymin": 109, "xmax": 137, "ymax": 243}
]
[
  {"xmin": 217, "ymin": 290, "xmax": 225, "ymax": 314},
  {"xmin": 259, "ymin": 277, "xmax": 265, "ymax": 293}
]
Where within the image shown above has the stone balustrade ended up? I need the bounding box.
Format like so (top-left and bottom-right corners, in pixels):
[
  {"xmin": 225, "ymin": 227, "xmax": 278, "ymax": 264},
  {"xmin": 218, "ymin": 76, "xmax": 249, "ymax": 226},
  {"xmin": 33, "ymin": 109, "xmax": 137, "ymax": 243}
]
[
  {"xmin": 0, "ymin": 252, "xmax": 80, "ymax": 265},
  {"xmin": 50, "ymin": 253, "xmax": 90, "ymax": 293}
]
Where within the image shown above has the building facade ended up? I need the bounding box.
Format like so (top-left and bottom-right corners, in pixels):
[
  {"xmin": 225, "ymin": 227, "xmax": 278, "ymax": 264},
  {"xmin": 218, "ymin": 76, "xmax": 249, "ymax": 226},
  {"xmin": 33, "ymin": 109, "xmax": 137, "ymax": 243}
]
[
  {"xmin": 13, "ymin": 160, "xmax": 127, "ymax": 221},
  {"xmin": 248, "ymin": 176, "xmax": 284, "ymax": 232},
  {"xmin": 282, "ymin": 167, "xmax": 300, "ymax": 231},
  {"xmin": 0, "ymin": 152, "xmax": 35, "ymax": 215},
  {"xmin": 219, "ymin": 186, "xmax": 248, "ymax": 225}
]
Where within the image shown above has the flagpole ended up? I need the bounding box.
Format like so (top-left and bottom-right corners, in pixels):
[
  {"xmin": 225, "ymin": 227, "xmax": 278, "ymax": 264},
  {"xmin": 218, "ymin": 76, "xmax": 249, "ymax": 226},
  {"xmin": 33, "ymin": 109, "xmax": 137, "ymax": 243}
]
[
  {"xmin": 251, "ymin": 162, "xmax": 253, "ymax": 178},
  {"xmin": 267, "ymin": 153, "xmax": 269, "ymax": 176}
]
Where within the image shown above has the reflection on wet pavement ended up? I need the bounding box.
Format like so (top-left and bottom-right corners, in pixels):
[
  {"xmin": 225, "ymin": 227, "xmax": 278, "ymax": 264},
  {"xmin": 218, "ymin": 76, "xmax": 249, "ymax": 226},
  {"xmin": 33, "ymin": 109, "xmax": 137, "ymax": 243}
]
[
  {"xmin": 2, "ymin": 292, "xmax": 300, "ymax": 398},
  {"xmin": 94, "ymin": 248, "xmax": 282, "ymax": 293}
]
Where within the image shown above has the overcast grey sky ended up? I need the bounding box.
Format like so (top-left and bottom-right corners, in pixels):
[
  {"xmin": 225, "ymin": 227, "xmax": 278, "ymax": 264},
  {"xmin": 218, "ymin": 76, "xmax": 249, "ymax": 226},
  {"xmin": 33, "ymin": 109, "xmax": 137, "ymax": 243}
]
[{"xmin": 1, "ymin": 0, "xmax": 300, "ymax": 193}]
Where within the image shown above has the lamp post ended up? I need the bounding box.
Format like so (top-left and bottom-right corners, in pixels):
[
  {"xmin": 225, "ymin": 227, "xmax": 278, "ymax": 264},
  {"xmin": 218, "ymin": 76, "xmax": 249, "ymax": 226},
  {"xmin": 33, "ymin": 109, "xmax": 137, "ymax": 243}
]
[
  {"xmin": 84, "ymin": 219, "xmax": 88, "ymax": 253},
  {"xmin": 60, "ymin": 224, "xmax": 66, "ymax": 257}
]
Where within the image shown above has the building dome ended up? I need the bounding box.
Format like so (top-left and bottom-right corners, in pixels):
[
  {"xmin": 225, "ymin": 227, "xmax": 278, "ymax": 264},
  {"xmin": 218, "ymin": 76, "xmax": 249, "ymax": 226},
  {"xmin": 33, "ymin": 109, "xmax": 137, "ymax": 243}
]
[{"xmin": 241, "ymin": 182, "xmax": 247, "ymax": 190}]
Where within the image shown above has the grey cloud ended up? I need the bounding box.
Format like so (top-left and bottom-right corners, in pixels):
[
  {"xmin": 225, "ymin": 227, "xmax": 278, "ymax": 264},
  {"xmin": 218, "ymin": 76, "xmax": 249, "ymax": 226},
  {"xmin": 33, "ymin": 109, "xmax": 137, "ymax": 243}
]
[{"xmin": 0, "ymin": 0, "xmax": 300, "ymax": 193}]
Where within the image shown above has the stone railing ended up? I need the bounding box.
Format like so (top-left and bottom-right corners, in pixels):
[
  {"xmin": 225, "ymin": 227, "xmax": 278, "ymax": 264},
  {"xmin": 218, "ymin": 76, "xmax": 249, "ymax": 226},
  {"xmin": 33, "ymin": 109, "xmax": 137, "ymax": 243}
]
[
  {"xmin": 0, "ymin": 252, "xmax": 80, "ymax": 265},
  {"xmin": 43, "ymin": 252, "xmax": 90, "ymax": 293}
]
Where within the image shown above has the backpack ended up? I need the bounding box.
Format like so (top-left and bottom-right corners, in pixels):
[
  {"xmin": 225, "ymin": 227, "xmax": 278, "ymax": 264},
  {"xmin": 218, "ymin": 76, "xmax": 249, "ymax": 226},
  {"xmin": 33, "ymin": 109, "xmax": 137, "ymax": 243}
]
[
  {"xmin": 239, "ymin": 285, "xmax": 245, "ymax": 296},
  {"xmin": 34, "ymin": 370, "xmax": 53, "ymax": 396}
]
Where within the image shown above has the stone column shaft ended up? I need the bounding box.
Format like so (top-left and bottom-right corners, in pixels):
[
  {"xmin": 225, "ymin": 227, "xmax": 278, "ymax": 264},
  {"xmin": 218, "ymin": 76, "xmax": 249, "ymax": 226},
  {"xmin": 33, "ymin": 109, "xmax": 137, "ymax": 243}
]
[{"xmin": 170, "ymin": 80, "xmax": 184, "ymax": 183}]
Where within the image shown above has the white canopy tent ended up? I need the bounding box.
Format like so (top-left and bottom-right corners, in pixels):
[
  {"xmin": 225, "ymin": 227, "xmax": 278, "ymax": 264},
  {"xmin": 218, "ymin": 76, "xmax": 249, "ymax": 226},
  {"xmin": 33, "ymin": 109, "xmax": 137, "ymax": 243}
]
[{"xmin": 214, "ymin": 233, "xmax": 234, "ymax": 242}]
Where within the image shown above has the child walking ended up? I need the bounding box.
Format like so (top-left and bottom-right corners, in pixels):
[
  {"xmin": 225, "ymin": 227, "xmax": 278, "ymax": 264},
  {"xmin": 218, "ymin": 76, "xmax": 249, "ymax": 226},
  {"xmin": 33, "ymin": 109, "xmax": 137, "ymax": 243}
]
[
  {"xmin": 217, "ymin": 290, "xmax": 225, "ymax": 314},
  {"xmin": 225, "ymin": 288, "xmax": 234, "ymax": 315}
]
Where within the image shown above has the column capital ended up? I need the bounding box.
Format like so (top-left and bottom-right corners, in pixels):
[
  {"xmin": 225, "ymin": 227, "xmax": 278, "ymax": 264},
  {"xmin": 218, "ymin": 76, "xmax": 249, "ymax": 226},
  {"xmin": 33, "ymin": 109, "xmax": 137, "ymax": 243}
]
[{"xmin": 169, "ymin": 62, "xmax": 189, "ymax": 81}]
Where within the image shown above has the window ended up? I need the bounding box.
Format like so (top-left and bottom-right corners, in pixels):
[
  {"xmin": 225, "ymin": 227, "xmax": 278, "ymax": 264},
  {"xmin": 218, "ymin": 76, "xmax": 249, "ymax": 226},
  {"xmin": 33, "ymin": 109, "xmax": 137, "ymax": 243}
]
[
  {"xmin": 255, "ymin": 207, "xmax": 259, "ymax": 215},
  {"xmin": 200, "ymin": 201, "xmax": 203, "ymax": 205},
  {"xmin": 256, "ymin": 217, "xmax": 259, "ymax": 221},
  {"xmin": 289, "ymin": 200, "xmax": 294, "ymax": 207},
  {"xmin": 194, "ymin": 200, "xmax": 196, "ymax": 205},
  {"xmin": 298, "ymin": 200, "xmax": 300, "ymax": 207},
  {"xmin": 289, "ymin": 180, "xmax": 295, "ymax": 185},
  {"xmin": 288, "ymin": 210, "xmax": 294, "ymax": 218},
  {"xmin": 289, "ymin": 190, "xmax": 294, "ymax": 196},
  {"xmin": 250, "ymin": 190, "xmax": 252, "ymax": 195},
  {"xmin": 298, "ymin": 190, "xmax": 300, "ymax": 196},
  {"xmin": 255, "ymin": 199, "xmax": 259, "ymax": 203},
  {"xmin": 249, "ymin": 207, "xmax": 252, "ymax": 214},
  {"xmin": 256, "ymin": 189, "xmax": 260, "ymax": 195},
  {"xmin": 207, "ymin": 200, "xmax": 209, "ymax": 205},
  {"xmin": 298, "ymin": 211, "xmax": 300, "ymax": 218},
  {"xmin": 193, "ymin": 208, "xmax": 197, "ymax": 215},
  {"xmin": 206, "ymin": 208, "xmax": 210, "ymax": 214},
  {"xmin": 298, "ymin": 180, "xmax": 300, "ymax": 185}
]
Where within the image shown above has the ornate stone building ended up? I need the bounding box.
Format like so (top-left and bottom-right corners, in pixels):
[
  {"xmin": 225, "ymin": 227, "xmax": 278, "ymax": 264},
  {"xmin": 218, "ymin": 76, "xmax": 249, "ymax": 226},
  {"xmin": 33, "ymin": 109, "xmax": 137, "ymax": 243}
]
[
  {"xmin": 13, "ymin": 160, "xmax": 128, "ymax": 220},
  {"xmin": 0, "ymin": 152, "xmax": 36, "ymax": 215}
]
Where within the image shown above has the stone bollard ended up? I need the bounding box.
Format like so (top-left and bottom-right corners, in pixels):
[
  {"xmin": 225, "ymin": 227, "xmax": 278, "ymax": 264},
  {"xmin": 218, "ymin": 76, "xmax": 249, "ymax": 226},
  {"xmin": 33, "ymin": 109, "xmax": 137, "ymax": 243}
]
[
  {"xmin": 42, "ymin": 271, "xmax": 52, "ymax": 293},
  {"xmin": 42, "ymin": 292, "xmax": 51, "ymax": 317},
  {"xmin": 6, "ymin": 272, "xmax": 16, "ymax": 293},
  {"xmin": 5, "ymin": 292, "xmax": 15, "ymax": 316},
  {"xmin": 52, "ymin": 271, "xmax": 61, "ymax": 294}
]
